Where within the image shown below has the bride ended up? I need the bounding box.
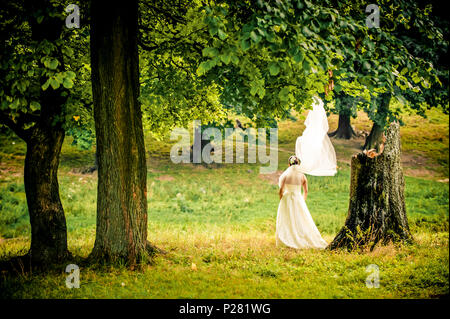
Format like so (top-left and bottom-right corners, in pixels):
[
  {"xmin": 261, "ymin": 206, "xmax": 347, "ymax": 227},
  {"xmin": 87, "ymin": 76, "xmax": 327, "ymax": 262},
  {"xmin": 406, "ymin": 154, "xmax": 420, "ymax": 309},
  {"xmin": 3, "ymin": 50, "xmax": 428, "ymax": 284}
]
[{"xmin": 276, "ymin": 97, "xmax": 337, "ymax": 249}]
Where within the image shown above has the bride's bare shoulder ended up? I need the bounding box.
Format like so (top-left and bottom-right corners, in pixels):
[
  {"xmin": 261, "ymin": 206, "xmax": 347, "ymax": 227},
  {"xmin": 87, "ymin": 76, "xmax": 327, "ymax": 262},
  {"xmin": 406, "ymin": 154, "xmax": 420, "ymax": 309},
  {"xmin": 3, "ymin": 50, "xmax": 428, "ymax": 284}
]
[{"xmin": 300, "ymin": 172, "xmax": 307, "ymax": 182}]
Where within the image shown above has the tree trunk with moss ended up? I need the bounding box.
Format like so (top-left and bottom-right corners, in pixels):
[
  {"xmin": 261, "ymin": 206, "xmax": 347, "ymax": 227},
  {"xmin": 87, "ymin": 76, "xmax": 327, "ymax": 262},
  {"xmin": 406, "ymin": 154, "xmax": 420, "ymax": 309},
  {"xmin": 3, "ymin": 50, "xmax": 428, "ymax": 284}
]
[
  {"xmin": 329, "ymin": 121, "xmax": 412, "ymax": 250},
  {"xmin": 24, "ymin": 123, "xmax": 69, "ymax": 265},
  {"xmin": 89, "ymin": 0, "xmax": 154, "ymax": 265}
]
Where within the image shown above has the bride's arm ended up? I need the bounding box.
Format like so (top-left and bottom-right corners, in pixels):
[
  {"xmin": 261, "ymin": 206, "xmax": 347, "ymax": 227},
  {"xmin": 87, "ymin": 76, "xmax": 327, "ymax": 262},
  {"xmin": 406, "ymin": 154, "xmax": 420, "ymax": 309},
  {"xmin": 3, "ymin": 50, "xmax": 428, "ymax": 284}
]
[
  {"xmin": 302, "ymin": 175, "xmax": 308, "ymax": 201},
  {"xmin": 278, "ymin": 175, "xmax": 286, "ymax": 200}
]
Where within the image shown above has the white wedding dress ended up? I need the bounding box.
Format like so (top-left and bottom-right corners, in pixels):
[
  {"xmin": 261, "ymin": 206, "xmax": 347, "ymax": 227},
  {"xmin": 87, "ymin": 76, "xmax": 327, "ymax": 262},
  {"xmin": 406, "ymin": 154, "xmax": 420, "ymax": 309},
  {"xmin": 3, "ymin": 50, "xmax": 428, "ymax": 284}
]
[
  {"xmin": 275, "ymin": 96, "xmax": 336, "ymax": 249},
  {"xmin": 295, "ymin": 96, "xmax": 337, "ymax": 176},
  {"xmin": 276, "ymin": 166, "xmax": 328, "ymax": 249}
]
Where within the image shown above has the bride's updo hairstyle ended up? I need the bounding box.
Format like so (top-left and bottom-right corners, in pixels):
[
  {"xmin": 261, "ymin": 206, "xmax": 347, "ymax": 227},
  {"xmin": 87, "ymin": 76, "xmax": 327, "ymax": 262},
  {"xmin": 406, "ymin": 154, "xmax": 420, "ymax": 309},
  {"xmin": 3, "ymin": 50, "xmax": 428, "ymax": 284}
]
[{"xmin": 288, "ymin": 155, "xmax": 300, "ymax": 166}]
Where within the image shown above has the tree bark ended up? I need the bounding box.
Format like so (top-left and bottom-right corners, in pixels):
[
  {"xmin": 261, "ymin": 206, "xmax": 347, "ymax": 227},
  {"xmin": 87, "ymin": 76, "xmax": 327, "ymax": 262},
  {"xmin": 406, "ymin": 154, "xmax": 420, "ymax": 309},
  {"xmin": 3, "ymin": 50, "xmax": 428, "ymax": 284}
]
[
  {"xmin": 89, "ymin": 0, "xmax": 153, "ymax": 264},
  {"xmin": 329, "ymin": 121, "xmax": 412, "ymax": 250},
  {"xmin": 363, "ymin": 93, "xmax": 391, "ymax": 152},
  {"xmin": 328, "ymin": 113, "xmax": 356, "ymax": 139},
  {"xmin": 24, "ymin": 126, "xmax": 69, "ymax": 265},
  {"xmin": 363, "ymin": 122, "xmax": 384, "ymax": 151}
]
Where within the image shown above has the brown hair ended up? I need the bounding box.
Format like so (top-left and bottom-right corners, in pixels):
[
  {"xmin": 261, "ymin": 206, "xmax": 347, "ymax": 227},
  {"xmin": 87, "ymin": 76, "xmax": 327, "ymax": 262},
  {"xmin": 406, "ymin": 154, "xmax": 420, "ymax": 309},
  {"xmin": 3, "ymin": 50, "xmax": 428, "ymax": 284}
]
[{"xmin": 288, "ymin": 155, "xmax": 300, "ymax": 166}]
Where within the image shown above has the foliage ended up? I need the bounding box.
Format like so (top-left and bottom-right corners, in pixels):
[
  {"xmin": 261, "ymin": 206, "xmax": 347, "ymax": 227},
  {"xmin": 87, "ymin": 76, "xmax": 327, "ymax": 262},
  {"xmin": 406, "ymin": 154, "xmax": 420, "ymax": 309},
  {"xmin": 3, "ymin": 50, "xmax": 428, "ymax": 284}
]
[
  {"xmin": 0, "ymin": 0, "xmax": 93, "ymax": 145},
  {"xmin": 138, "ymin": 0, "xmax": 227, "ymax": 138},
  {"xmin": 322, "ymin": 0, "xmax": 449, "ymax": 126}
]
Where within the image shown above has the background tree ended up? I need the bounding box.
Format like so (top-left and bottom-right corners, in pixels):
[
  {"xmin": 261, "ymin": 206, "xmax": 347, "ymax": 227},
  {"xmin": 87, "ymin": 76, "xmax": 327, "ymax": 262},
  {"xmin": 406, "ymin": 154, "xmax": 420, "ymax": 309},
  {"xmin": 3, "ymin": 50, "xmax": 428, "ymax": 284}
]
[{"xmin": 327, "ymin": 92, "xmax": 358, "ymax": 139}]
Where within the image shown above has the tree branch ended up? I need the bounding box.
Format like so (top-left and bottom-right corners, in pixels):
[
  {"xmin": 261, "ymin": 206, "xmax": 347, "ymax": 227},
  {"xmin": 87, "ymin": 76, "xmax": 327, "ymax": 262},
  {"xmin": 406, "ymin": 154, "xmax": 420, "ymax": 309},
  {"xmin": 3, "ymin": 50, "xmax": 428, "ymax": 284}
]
[{"xmin": 0, "ymin": 112, "xmax": 32, "ymax": 141}]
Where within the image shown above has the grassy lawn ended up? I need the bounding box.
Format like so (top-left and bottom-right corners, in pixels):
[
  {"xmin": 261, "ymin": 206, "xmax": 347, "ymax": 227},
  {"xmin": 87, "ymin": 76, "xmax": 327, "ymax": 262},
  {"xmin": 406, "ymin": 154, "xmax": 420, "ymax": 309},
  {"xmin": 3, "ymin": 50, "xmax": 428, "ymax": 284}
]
[{"xmin": 0, "ymin": 109, "xmax": 448, "ymax": 298}]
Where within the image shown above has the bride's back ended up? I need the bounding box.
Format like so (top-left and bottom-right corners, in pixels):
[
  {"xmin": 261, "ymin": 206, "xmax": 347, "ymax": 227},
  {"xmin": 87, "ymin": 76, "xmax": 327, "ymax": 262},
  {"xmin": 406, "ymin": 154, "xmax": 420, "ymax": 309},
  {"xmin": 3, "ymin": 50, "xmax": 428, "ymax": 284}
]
[{"xmin": 283, "ymin": 166, "xmax": 304, "ymax": 185}]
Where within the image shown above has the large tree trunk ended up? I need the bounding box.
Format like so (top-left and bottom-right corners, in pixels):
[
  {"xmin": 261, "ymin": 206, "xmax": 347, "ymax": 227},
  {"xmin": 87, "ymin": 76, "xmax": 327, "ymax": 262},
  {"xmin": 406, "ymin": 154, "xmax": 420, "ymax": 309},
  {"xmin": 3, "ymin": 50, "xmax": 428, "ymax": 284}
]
[
  {"xmin": 328, "ymin": 113, "xmax": 356, "ymax": 139},
  {"xmin": 89, "ymin": 0, "xmax": 153, "ymax": 264},
  {"xmin": 329, "ymin": 121, "xmax": 412, "ymax": 250},
  {"xmin": 24, "ymin": 126, "xmax": 69, "ymax": 265}
]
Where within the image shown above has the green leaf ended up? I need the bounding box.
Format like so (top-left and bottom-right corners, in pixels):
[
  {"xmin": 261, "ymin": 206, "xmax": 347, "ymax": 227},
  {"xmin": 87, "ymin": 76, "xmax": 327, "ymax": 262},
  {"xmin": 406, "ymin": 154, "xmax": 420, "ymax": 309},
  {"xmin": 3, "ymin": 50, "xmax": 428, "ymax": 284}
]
[
  {"xmin": 37, "ymin": 16, "xmax": 44, "ymax": 24},
  {"xmin": 278, "ymin": 87, "xmax": 290, "ymax": 101},
  {"xmin": 65, "ymin": 71, "xmax": 76, "ymax": 80},
  {"xmin": 63, "ymin": 78, "xmax": 74, "ymax": 89},
  {"xmin": 257, "ymin": 87, "xmax": 266, "ymax": 98},
  {"xmin": 196, "ymin": 59, "xmax": 216, "ymax": 76},
  {"xmin": 302, "ymin": 26, "xmax": 313, "ymax": 37},
  {"xmin": 50, "ymin": 78, "xmax": 60, "ymax": 90},
  {"xmin": 48, "ymin": 59, "xmax": 59, "ymax": 70},
  {"xmin": 293, "ymin": 51, "xmax": 304, "ymax": 63},
  {"xmin": 15, "ymin": 80, "xmax": 26, "ymax": 93},
  {"xmin": 220, "ymin": 54, "xmax": 231, "ymax": 65},
  {"xmin": 231, "ymin": 55, "xmax": 240, "ymax": 65},
  {"xmin": 196, "ymin": 61, "xmax": 208, "ymax": 76},
  {"xmin": 241, "ymin": 39, "xmax": 251, "ymax": 51},
  {"xmin": 42, "ymin": 79, "xmax": 50, "ymax": 91},
  {"xmin": 1, "ymin": 100, "xmax": 8, "ymax": 110},
  {"xmin": 55, "ymin": 72, "xmax": 64, "ymax": 83},
  {"xmin": 250, "ymin": 31, "xmax": 262, "ymax": 43},
  {"xmin": 268, "ymin": 62, "xmax": 280, "ymax": 76},
  {"xmin": 209, "ymin": 26, "xmax": 218, "ymax": 36},
  {"xmin": 218, "ymin": 29, "xmax": 227, "ymax": 40},
  {"xmin": 265, "ymin": 31, "xmax": 276, "ymax": 43},
  {"xmin": 10, "ymin": 99, "xmax": 20, "ymax": 110},
  {"xmin": 62, "ymin": 47, "xmax": 74, "ymax": 57},
  {"xmin": 302, "ymin": 59, "xmax": 310, "ymax": 74},
  {"xmin": 30, "ymin": 101, "xmax": 41, "ymax": 111},
  {"xmin": 202, "ymin": 47, "xmax": 219, "ymax": 58}
]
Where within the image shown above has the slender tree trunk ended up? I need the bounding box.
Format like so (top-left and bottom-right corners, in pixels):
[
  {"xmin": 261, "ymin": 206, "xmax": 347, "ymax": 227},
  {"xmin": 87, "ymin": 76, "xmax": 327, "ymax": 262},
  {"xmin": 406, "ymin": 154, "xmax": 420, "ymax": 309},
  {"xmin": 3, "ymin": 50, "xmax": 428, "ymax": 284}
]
[
  {"xmin": 328, "ymin": 113, "xmax": 356, "ymax": 139},
  {"xmin": 89, "ymin": 0, "xmax": 153, "ymax": 264},
  {"xmin": 24, "ymin": 126, "xmax": 69, "ymax": 264},
  {"xmin": 4, "ymin": 1, "xmax": 72, "ymax": 267},
  {"xmin": 363, "ymin": 93, "xmax": 391, "ymax": 151},
  {"xmin": 329, "ymin": 121, "xmax": 412, "ymax": 250}
]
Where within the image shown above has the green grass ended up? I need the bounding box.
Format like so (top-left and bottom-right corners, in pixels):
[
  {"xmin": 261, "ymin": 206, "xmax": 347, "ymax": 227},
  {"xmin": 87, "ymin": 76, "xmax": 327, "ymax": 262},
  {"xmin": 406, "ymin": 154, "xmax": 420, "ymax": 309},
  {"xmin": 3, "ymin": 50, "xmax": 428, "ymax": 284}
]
[{"xmin": 0, "ymin": 110, "xmax": 448, "ymax": 299}]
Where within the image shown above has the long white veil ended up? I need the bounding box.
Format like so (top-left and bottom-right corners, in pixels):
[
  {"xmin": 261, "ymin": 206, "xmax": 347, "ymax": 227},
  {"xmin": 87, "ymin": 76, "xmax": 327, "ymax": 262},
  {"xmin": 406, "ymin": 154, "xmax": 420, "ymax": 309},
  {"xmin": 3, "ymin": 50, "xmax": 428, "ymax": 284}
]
[{"xmin": 295, "ymin": 96, "xmax": 337, "ymax": 176}]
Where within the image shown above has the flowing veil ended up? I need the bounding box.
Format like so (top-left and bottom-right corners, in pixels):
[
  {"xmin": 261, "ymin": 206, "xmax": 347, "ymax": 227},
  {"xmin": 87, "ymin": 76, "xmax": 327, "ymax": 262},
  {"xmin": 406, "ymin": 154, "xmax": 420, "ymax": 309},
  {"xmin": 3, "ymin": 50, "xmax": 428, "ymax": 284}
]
[{"xmin": 295, "ymin": 96, "xmax": 337, "ymax": 176}]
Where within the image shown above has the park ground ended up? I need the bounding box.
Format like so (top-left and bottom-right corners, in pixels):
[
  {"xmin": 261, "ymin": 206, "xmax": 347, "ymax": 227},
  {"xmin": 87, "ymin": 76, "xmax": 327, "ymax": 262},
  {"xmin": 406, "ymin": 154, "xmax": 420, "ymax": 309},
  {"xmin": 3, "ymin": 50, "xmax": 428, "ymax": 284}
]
[{"xmin": 0, "ymin": 109, "xmax": 448, "ymax": 298}]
